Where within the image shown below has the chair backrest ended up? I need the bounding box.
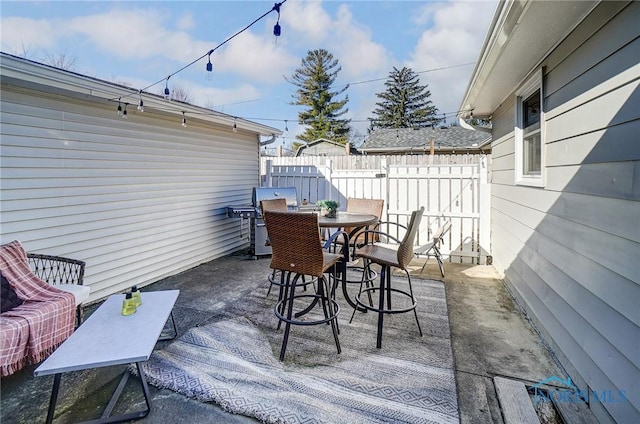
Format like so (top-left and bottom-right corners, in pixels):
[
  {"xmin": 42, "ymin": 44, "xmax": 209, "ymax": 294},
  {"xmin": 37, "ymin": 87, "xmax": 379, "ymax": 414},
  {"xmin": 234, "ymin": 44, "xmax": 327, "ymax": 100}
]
[
  {"xmin": 397, "ymin": 206, "xmax": 425, "ymax": 269},
  {"xmin": 432, "ymin": 220, "xmax": 451, "ymax": 244},
  {"xmin": 260, "ymin": 198, "xmax": 288, "ymax": 215},
  {"xmin": 27, "ymin": 253, "xmax": 85, "ymax": 286},
  {"xmin": 263, "ymin": 211, "xmax": 325, "ymax": 277},
  {"xmin": 346, "ymin": 198, "xmax": 384, "ymax": 243}
]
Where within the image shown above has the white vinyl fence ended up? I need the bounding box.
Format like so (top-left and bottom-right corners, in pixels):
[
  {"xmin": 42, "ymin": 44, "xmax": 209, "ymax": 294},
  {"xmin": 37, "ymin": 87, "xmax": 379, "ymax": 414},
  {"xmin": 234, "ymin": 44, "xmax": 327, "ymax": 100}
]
[{"xmin": 261, "ymin": 155, "xmax": 491, "ymax": 264}]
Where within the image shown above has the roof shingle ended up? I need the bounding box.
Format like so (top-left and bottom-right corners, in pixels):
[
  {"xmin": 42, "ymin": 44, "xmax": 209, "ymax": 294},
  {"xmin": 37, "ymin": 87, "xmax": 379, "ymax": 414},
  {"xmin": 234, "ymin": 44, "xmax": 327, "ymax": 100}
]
[{"xmin": 360, "ymin": 127, "xmax": 491, "ymax": 153}]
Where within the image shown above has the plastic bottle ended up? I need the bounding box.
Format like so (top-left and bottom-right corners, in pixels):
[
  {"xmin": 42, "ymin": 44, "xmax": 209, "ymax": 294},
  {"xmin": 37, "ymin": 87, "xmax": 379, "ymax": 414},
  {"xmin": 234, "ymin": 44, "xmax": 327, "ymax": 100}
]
[
  {"xmin": 131, "ymin": 285, "xmax": 142, "ymax": 307},
  {"xmin": 122, "ymin": 292, "xmax": 137, "ymax": 316}
]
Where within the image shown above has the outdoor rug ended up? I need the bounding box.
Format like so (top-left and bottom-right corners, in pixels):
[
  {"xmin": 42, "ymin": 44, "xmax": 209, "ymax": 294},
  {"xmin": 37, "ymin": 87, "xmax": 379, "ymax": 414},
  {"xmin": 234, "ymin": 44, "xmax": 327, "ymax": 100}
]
[{"xmin": 137, "ymin": 278, "xmax": 459, "ymax": 424}]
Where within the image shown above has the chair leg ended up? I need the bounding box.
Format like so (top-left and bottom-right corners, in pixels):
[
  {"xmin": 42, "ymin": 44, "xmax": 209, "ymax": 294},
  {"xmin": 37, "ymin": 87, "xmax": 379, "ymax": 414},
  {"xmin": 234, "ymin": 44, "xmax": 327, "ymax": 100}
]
[
  {"xmin": 435, "ymin": 246, "xmax": 445, "ymax": 277},
  {"xmin": 375, "ymin": 265, "xmax": 389, "ymax": 349},
  {"xmin": 321, "ymin": 274, "xmax": 341, "ymax": 353},
  {"xmin": 350, "ymin": 259, "xmax": 372, "ymax": 323},
  {"xmin": 76, "ymin": 305, "xmax": 84, "ymax": 327},
  {"xmin": 324, "ymin": 267, "xmax": 340, "ymax": 334},
  {"xmin": 279, "ymin": 273, "xmax": 300, "ymax": 361},
  {"xmin": 276, "ymin": 271, "xmax": 290, "ymax": 331},
  {"xmin": 266, "ymin": 269, "xmax": 277, "ymax": 297},
  {"xmin": 404, "ymin": 270, "xmax": 423, "ymax": 337}
]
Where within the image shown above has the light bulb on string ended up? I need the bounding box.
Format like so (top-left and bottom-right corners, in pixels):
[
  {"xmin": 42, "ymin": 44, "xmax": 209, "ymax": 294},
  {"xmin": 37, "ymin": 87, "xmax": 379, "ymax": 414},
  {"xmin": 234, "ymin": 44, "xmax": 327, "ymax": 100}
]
[
  {"xmin": 284, "ymin": 120, "xmax": 289, "ymax": 136},
  {"xmin": 164, "ymin": 77, "xmax": 171, "ymax": 100},
  {"xmin": 232, "ymin": 118, "xmax": 238, "ymax": 133},
  {"xmin": 137, "ymin": 91, "xmax": 144, "ymax": 112},
  {"xmin": 122, "ymin": 104, "xmax": 128, "ymax": 119},
  {"xmin": 273, "ymin": 2, "xmax": 281, "ymax": 37},
  {"xmin": 206, "ymin": 50, "xmax": 213, "ymax": 81},
  {"xmin": 117, "ymin": 97, "xmax": 122, "ymax": 116},
  {"xmin": 182, "ymin": 112, "xmax": 187, "ymax": 128}
]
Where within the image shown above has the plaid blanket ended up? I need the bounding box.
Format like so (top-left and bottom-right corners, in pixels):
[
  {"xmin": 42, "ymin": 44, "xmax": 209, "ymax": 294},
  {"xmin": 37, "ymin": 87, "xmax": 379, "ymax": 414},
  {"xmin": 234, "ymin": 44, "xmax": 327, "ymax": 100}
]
[{"xmin": 0, "ymin": 241, "xmax": 75, "ymax": 376}]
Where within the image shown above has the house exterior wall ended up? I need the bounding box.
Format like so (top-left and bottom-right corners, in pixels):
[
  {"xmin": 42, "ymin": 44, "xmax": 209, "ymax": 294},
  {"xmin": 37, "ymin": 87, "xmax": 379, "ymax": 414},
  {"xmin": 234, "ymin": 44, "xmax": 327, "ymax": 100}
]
[
  {"xmin": 0, "ymin": 84, "xmax": 260, "ymax": 302},
  {"xmin": 489, "ymin": 2, "xmax": 639, "ymax": 422}
]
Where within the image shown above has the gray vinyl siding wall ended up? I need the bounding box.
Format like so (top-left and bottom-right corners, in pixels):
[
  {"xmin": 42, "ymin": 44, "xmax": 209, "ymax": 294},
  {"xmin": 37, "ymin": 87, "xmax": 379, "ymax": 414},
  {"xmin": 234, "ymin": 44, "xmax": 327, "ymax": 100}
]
[
  {"xmin": 489, "ymin": 2, "xmax": 639, "ymax": 423},
  {"xmin": 0, "ymin": 85, "xmax": 259, "ymax": 302}
]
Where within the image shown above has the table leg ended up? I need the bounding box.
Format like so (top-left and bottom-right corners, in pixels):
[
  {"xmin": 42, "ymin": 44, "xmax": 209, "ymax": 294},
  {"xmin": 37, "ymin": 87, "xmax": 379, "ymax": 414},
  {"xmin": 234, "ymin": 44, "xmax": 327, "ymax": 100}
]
[
  {"xmin": 159, "ymin": 312, "xmax": 178, "ymax": 341},
  {"xmin": 44, "ymin": 363, "xmax": 152, "ymax": 424},
  {"xmin": 45, "ymin": 373, "xmax": 62, "ymax": 424}
]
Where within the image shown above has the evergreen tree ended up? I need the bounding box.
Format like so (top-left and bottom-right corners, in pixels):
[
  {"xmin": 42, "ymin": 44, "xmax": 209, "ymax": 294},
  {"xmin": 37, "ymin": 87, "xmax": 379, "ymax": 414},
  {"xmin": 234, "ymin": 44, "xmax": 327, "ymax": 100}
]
[
  {"xmin": 286, "ymin": 49, "xmax": 351, "ymax": 143},
  {"xmin": 369, "ymin": 67, "xmax": 439, "ymax": 130}
]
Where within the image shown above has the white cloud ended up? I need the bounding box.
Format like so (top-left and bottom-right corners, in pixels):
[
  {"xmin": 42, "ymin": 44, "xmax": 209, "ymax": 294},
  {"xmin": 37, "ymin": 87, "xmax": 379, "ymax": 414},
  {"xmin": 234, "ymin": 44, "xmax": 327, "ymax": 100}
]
[
  {"xmin": 176, "ymin": 13, "xmax": 195, "ymax": 31},
  {"xmin": 179, "ymin": 80, "xmax": 261, "ymax": 110},
  {"xmin": 213, "ymin": 29, "xmax": 299, "ymax": 84},
  {"xmin": 68, "ymin": 9, "xmax": 207, "ymax": 63},
  {"xmin": 0, "ymin": 17, "xmax": 60, "ymax": 53},
  {"xmin": 281, "ymin": 0, "xmax": 332, "ymax": 44},
  {"xmin": 330, "ymin": 4, "xmax": 391, "ymax": 80},
  {"xmin": 59, "ymin": 8, "xmax": 295, "ymax": 84},
  {"xmin": 407, "ymin": 1, "xmax": 496, "ymax": 117}
]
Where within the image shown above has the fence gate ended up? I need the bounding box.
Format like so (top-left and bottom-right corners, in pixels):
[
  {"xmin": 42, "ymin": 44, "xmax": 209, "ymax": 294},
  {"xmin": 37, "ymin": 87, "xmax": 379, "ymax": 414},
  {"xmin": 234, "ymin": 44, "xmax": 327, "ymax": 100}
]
[{"xmin": 263, "ymin": 156, "xmax": 490, "ymax": 264}]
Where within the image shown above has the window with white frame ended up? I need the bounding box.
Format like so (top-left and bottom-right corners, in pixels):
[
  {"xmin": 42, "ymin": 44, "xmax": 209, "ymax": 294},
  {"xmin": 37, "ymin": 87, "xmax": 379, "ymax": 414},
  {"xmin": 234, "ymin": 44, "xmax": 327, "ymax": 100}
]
[{"xmin": 515, "ymin": 70, "xmax": 545, "ymax": 186}]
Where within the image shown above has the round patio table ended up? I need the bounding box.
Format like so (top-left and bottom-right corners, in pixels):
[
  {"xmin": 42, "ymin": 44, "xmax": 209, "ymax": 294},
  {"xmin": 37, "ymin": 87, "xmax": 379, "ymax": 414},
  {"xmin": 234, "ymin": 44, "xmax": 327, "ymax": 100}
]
[
  {"xmin": 317, "ymin": 211, "xmax": 378, "ymax": 312},
  {"xmin": 317, "ymin": 211, "xmax": 378, "ymax": 230}
]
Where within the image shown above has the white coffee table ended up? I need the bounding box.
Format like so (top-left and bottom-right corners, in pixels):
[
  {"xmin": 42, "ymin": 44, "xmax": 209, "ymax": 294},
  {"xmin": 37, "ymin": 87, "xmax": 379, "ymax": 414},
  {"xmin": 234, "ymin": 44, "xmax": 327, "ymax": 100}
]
[{"xmin": 35, "ymin": 289, "xmax": 179, "ymax": 424}]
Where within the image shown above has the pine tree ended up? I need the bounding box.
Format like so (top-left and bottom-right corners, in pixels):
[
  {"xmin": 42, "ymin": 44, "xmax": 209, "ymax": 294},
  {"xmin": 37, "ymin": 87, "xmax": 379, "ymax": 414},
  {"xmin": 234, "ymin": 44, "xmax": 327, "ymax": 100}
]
[
  {"xmin": 369, "ymin": 67, "xmax": 439, "ymax": 130},
  {"xmin": 286, "ymin": 49, "xmax": 351, "ymax": 144}
]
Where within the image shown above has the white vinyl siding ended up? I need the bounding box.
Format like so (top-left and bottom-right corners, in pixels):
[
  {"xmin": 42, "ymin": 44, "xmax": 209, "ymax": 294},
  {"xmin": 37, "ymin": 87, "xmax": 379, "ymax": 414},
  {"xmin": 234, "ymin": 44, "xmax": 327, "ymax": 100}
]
[
  {"xmin": 0, "ymin": 85, "xmax": 260, "ymax": 302},
  {"xmin": 490, "ymin": 2, "xmax": 640, "ymax": 423}
]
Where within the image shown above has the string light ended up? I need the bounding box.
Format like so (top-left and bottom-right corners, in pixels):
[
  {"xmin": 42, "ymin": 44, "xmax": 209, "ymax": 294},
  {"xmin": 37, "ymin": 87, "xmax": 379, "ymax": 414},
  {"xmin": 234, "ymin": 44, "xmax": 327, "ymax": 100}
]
[
  {"xmin": 284, "ymin": 119, "xmax": 289, "ymax": 135},
  {"xmin": 137, "ymin": 91, "xmax": 144, "ymax": 112},
  {"xmin": 108, "ymin": 1, "xmax": 287, "ymax": 106},
  {"xmin": 122, "ymin": 103, "xmax": 128, "ymax": 119},
  {"xmin": 117, "ymin": 97, "xmax": 122, "ymax": 115},
  {"xmin": 273, "ymin": 3, "xmax": 281, "ymax": 37},
  {"xmin": 206, "ymin": 50, "xmax": 213, "ymax": 80},
  {"xmin": 232, "ymin": 118, "xmax": 238, "ymax": 133},
  {"xmin": 182, "ymin": 112, "xmax": 187, "ymax": 127},
  {"xmin": 164, "ymin": 77, "xmax": 171, "ymax": 100}
]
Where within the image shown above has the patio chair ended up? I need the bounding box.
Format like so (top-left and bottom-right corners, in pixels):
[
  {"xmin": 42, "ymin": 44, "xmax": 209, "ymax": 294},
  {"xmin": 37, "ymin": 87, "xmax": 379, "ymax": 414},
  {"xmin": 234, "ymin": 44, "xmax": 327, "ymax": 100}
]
[
  {"xmin": 27, "ymin": 253, "xmax": 89, "ymax": 326},
  {"xmin": 341, "ymin": 198, "xmax": 384, "ymax": 305},
  {"xmin": 263, "ymin": 210, "xmax": 343, "ymax": 361},
  {"xmin": 344, "ymin": 198, "xmax": 385, "ymax": 249},
  {"xmin": 352, "ymin": 206, "xmax": 425, "ymax": 348},
  {"xmin": 260, "ymin": 198, "xmax": 289, "ymax": 297},
  {"xmin": 414, "ymin": 220, "xmax": 451, "ymax": 277}
]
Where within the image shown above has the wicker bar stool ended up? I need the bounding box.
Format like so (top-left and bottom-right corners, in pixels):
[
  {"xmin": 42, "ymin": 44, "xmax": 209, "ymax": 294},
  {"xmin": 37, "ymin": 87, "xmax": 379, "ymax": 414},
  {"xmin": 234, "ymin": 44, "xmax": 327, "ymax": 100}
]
[
  {"xmin": 353, "ymin": 206, "xmax": 425, "ymax": 348},
  {"xmin": 260, "ymin": 198, "xmax": 290, "ymax": 298},
  {"xmin": 342, "ymin": 198, "xmax": 384, "ymax": 306},
  {"xmin": 264, "ymin": 211, "xmax": 342, "ymax": 361}
]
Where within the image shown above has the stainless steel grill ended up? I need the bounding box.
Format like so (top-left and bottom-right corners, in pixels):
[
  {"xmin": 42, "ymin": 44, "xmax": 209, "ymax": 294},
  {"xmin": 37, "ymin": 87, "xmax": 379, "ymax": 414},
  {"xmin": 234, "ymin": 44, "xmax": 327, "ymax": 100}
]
[{"xmin": 227, "ymin": 187, "xmax": 298, "ymax": 256}]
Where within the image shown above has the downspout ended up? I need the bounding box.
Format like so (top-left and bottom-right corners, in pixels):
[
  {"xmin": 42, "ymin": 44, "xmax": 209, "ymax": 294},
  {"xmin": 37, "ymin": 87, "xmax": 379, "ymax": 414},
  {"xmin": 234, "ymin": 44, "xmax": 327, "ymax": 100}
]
[{"xmin": 259, "ymin": 134, "xmax": 277, "ymax": 147}]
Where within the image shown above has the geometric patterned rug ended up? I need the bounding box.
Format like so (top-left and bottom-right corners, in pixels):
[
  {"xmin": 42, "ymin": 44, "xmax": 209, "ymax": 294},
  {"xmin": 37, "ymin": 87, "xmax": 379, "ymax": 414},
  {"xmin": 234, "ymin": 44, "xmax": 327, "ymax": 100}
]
[{"xmin": 136, "ymin": 278, "xmax": 459, "ymax": 423}]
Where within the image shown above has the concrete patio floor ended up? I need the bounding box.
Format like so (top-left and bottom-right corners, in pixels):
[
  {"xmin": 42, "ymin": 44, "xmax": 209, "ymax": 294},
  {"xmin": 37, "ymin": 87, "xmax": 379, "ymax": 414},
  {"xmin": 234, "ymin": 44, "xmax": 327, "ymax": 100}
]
[{"xmin": 1, "ymin": 251, "xmax": 570, "ymax": 423}]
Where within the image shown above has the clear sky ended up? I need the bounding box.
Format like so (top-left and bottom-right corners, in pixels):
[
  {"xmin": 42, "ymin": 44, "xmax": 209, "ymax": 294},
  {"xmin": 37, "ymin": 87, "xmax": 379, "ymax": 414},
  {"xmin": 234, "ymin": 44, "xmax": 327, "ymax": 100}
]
[{"xmin": 1, "ymin": 0, "xmax": 497, "ymax": 148}]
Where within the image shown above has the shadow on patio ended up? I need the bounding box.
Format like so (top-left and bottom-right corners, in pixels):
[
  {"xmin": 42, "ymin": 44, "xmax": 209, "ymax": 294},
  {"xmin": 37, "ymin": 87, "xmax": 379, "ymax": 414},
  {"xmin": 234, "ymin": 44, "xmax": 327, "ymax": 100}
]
[{"xmin": 1, "ymin": 252, "xmax": 565, "ymax": 423}]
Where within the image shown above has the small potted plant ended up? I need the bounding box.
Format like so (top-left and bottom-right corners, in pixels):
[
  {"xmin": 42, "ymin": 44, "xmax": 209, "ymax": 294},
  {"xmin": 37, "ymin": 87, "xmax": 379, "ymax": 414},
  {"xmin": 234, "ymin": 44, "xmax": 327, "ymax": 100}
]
[{"xmin": 316, "ymin": 199, "xmax": 340, "ymax": 218}]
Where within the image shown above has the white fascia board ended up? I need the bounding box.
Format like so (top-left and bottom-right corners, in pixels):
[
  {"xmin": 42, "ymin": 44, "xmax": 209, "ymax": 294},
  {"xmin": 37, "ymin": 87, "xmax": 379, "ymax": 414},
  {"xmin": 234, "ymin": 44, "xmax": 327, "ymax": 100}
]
[{"xmin": 459, "ymin": 0, "xmax": 600, "ymax": 118}]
